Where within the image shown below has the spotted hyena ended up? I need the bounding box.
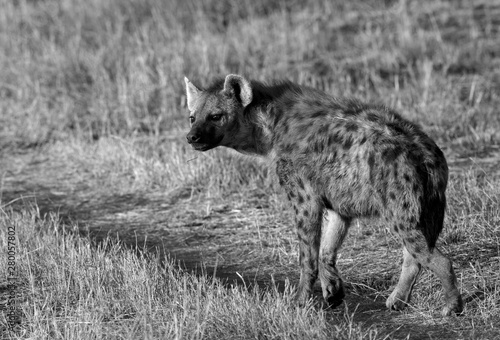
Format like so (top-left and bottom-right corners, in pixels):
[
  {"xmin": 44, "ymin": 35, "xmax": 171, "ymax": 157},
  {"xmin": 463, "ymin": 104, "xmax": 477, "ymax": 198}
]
[{"xmin": 184, "ymin": 74, "xmax": 463, "ymax": 316}]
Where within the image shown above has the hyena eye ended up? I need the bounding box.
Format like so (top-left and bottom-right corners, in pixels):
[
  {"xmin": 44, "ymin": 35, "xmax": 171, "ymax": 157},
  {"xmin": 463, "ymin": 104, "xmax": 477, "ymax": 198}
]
[
  {"xmin": 210, "ymin": 114, "xmax": 222, "ymax": 121},
  {"xmin": 189, "ymin": 116, "xmax": 195, "ymax": 123}
]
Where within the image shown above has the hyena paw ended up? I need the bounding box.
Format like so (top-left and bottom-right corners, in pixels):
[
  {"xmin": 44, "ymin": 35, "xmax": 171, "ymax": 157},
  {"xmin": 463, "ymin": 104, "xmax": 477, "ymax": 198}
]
[
  {"xmin": 442, "ymin": 294, "xmax": 464, "ymax": 316},
  {"xmin": 322, "ymin": 282, "xmax": 345, "ymax": 308},
  {"xmin": 386, "ymin": 290, "xmax": 408, "ymax": 311},
  {"xmin": 295, "ymin": 289, "xmax": 313, "ymax": 307}
]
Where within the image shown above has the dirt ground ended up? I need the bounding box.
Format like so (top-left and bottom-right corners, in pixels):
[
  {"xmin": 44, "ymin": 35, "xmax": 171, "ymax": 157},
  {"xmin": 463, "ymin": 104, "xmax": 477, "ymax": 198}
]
[{"xmin": 2, "ymin": 144, "xmax": 499, "ymax": 339}]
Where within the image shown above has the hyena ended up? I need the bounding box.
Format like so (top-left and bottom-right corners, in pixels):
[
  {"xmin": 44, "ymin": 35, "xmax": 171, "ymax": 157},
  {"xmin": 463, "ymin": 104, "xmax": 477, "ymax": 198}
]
[{"xmin": 184, "ymin": 74, "xmax": 463, "ymax": 316}]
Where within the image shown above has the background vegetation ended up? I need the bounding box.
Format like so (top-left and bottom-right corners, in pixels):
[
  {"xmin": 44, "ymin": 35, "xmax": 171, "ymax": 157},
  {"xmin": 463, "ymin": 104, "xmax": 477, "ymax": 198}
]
[{"xmin": 1, "ymin": 0, "xmax": 499, "ymax": 339}]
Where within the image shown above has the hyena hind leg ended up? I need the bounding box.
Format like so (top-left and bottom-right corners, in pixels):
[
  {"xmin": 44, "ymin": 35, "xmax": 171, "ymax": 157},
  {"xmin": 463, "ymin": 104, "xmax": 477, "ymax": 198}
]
[
  {"xmin": 318, "ymin": 209, "xmax": 351, "ymax": 308},
  {"xmin": 421, "ymin": 247, "xmax": 463, "ymax": 316},
  {"xmin": 386, "ymin": 246, "xmax": 421, "ymax": 311},
  {"xmin": 392, "ymin": 230, "xmax": 463, "ymax": 316}
]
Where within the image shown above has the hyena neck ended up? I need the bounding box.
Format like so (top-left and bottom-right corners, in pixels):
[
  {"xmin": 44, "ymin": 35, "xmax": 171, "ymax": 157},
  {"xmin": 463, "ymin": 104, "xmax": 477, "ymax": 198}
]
[
  {"xmin": 228, "ymin": 104, "xmax": 273, "ymax": 157},
  {"xmin": 229, "ymin": 80, "xmax": 295, "ymax": 158}
]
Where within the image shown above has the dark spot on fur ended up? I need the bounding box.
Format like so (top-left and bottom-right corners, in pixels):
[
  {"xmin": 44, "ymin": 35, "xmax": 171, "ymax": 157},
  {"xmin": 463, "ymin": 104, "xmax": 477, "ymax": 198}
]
[
  {"xmin": 282, "ymin": 123, "xmax": 289, "ymax": 134},
  {"xmin": 318, "ymin": 124, "xmax": 329, "ymax": 135},
  {"xmin": 411, "ymin": 253, "xmax": 417, "ymax": 259},
  {"xmin": 299, "ymin": 249, "xmax": 305, "ymax": 261},
  {"xmin": 303, "ymin": 210, "xmax": 310, "ymax": 217},
  {"xmin": 343, "ymin": 100, "xmax": 365, "ymax": 115},
  {"xmin": 282, "ymin": 143, "xmax": 296, "ymax": 153},
  {"xmin": 297, "ymin": 219, "xmax": 304, "ymax": 229},
  {"xmin": 393, "ymin": 224, "xmax": 399, "ymax": 232},
  {"xmin": 289, "ymin": 190, "xmax": 296, "ymax": 198},
  {"xmin": 366, "ymin": 112, "xmax": 379, "ymax": 122},
  {"xmin": 387, "ymin": 122, "xmax": 406, "ymax": 135},
  {"xmin": 311, "ymin": 141, "xmax": 324, "ymax": 153},
  {"xmin": 393, "ymin": 163, "xmax": 398, "ymax": 178},
  {"xmin": 360, "ymin": 135, "xmax": 368, "ymax": 145},
  {"xmin": 389, "ymin": 192, "xmax": 396, "ymax": 200},
  {"xmin": 406, "ymin": 237, "xmax": 415, "ymax": 243},
  {"xmin": 311, "ymin": 110, "xmax": 327, "ymax": 118},
  {"xmin": 328, "ymin": 132, "xmax": 343, "ymax": 146},
  {"xmin": 297, "ymin": 193, "xmax": 304, "ymax": 204},
  {"xmin": 297, "ymin": 178, "xmax": 305, "ymax": 190},
  {"xmin": 345, "ymin": 122, "xmax": 358, "ymax": 132},
  {"xmin": 367, "ymin": 152, "xmax": 375, "ymax": 169},
  {"xmin": 403, "ymin": 174, "xmax": 410, "ymax": 182},
  {"xmin": 381, "ymin": 146, "xmax": 403, "ymax": 163},
  {"xmin": 342, "ymin": 136, "xmax": 353, "ymax": 150},
  {"xmin": 402, "ymin": 201, "xmax": 409, "ymax": 209}
]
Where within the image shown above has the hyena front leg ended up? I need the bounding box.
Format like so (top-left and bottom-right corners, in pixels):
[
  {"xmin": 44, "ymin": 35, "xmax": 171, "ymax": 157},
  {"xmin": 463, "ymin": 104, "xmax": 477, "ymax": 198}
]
[
  {"xmin": 276, "ymin": 159, "xmax": 323, "ymax": 305},
  {"xmin": 319, "ymin": 210, "xmax": 351, "ymax": 308},
  {"xmin": 293, "ymin": 193, "xmax": 323, "ymax": 306},
  {"xmin": 281, "ymin": 180, "xmax": 322, "ymax": 305}
]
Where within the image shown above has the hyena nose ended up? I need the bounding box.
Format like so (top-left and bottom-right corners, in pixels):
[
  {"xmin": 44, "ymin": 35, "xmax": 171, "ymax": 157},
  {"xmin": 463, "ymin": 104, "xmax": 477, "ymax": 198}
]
[{"xmin": 186, "ymin": 132, "xmax": 201, "ymax": 143}]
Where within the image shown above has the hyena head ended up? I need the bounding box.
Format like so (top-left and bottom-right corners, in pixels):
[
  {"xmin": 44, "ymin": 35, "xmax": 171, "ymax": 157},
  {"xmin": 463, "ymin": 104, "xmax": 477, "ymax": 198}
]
[{"xmin": 184, "ymin": 74, "xmax": 253, "ymax": 151}]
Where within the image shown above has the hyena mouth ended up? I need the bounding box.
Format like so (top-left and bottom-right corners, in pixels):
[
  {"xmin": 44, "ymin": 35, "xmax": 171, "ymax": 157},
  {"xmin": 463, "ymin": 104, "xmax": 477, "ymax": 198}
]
[
  {"xmin": 190, "ymin": 143, "xmax": 216, "ymax": 151},
  {"xmin": 189, "ymin": 136, "xmax": 223, "ymax": 151}
]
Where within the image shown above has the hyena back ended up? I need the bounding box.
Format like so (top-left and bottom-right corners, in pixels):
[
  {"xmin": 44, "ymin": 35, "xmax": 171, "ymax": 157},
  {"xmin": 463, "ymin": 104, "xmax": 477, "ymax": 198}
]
[{"xmin": 184, "ymin": 74, "xmax": 463, "ymax": 316}]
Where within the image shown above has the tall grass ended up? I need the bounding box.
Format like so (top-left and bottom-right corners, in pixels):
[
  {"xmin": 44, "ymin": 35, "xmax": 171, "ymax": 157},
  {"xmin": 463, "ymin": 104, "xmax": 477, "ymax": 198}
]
[{"xmin": 1, "ymin": 0, "xmax": 499, "ymax": 149}]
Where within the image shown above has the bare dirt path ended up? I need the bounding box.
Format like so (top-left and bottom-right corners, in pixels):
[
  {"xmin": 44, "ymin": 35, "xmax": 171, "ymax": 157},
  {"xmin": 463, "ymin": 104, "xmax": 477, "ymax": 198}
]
[{"xmin": 2, "ymin": 145, "xmax": 500, "ymax": 339}]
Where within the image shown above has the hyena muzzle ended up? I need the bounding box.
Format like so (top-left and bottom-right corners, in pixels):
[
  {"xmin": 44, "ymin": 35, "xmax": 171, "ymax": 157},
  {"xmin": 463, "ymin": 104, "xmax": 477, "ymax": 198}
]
[{"xmin": 184, "ymin": 74, "xmax": 463, "ymax": 316}]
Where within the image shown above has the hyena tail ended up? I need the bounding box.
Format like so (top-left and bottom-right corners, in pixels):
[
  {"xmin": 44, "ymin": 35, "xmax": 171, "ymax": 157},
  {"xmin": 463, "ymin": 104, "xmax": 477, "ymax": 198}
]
[
  {"xmin": 420, "ymin": 194, "xmax": 446, "ymax": 249},
  {"xmin": 419, "ymin": 161, "xmax": 448, "ymax": 249},
  {"xmin": 413, "ymin": 163, "xmax": 463, "ymax": 316}
]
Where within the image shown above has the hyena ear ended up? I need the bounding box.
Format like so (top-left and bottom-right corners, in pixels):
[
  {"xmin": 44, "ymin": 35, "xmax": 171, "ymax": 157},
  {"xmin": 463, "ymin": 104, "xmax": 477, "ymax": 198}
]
[
  {"xmin": 184, "ymin": 77, "xmax": 201, "ymax": 111},
  {"xmin": 223, "ymin": 74, "xmax": 253, "ymax": 108}
]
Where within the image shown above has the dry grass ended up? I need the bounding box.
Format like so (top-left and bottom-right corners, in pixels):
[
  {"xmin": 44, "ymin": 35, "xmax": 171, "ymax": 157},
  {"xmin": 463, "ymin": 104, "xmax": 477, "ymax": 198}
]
[
  {"xmin": 0, "ymin": 207, "xmax": 388, "ymax": 340},
  {"xmin": 1, "ymin": 0, "xmax": 500, "ymax": 149},
  {"xmin": 1, "ymin": 0, "xmax": 500, "ymax": 339}
]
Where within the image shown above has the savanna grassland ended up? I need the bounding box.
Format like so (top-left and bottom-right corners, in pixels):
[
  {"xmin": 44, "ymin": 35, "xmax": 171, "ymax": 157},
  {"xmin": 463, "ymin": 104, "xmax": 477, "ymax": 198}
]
[{"xmin": 1, "ymin": 0, "xmax": 500, "ymax": 339}]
